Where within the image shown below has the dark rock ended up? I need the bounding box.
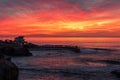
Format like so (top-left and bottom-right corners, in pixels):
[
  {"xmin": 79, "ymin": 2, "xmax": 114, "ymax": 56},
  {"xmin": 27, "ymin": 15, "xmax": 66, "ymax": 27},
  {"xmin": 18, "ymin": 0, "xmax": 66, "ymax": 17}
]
[
  {"xmin": 111, "ymin": 70, "xmax": 120, "ymax": 78},
  {"xmin": 35, "ymin": 45, "xmax": 81, "ymax": 53},
  {"xmin": 14, "ymin": 47, "xmax": 32, "ymax": 56},
  {"xmin": 0, "ymin": 53, "xmax": 4, "ymax": 59},
  {"xmin": 0, "ymin": 46, "xmax": 32, "ymax": 56},
  {"xmin": 100, "ymin": 60, "xmax": 120, "ymax": 65},
  {"xmin": 0, "ymin": 53, "xmax": 19, "ymax": 80},
  {"xmin": 0, "ymin": 46, "xmax": 15, "ymax": 56}
]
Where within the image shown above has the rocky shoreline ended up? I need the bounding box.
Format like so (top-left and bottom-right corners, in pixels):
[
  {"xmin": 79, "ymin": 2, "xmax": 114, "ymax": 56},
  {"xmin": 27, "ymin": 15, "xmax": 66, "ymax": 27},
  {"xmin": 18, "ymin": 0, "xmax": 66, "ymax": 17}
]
[
  {"xmin": 0, "ymin": 36, "xmax": 120, "ymax": 80},
  {"xmin": 0, "ymin": 53, "xmax": 18, "ymax": 80},
  {"xmin": 0, "ymin": 36, "xmax": 33, "ymax": 80}
]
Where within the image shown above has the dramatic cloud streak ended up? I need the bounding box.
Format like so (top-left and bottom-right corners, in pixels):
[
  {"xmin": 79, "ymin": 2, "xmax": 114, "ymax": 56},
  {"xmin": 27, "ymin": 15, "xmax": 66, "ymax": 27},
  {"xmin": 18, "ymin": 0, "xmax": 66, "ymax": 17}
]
[{"xmin": 0, "ymin": 0, "xmax": 120, "ymax": 37}]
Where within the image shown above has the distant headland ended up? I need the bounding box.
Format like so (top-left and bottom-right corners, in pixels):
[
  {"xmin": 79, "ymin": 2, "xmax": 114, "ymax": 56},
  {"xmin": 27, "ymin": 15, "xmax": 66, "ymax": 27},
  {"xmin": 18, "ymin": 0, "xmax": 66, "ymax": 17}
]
[{"xmin": 0, "ymin": 36, "xmax": 80, "ymax": 53}]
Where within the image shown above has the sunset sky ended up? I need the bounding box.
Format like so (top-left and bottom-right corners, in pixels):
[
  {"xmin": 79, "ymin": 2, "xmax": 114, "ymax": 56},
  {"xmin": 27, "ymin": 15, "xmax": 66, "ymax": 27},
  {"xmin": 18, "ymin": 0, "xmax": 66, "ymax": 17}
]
[{"xmin": 0, "ymin": 0, "xmax": 120, "ymax": 38}]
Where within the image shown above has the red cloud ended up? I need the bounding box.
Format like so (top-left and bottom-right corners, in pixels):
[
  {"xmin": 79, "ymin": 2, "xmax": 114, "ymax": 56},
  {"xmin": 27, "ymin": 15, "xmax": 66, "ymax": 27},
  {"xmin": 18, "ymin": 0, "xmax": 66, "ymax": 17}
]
[{"xmin": 0, "ymin": 0, "xmax": 120, "ymax": 38}]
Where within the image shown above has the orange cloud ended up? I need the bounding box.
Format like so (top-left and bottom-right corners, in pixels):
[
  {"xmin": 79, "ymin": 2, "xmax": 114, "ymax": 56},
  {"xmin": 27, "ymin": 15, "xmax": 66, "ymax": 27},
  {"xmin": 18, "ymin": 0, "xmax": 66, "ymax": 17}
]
[{"xmin": 0, "ymin": 0, "xmax": 120, "ymax": 38}]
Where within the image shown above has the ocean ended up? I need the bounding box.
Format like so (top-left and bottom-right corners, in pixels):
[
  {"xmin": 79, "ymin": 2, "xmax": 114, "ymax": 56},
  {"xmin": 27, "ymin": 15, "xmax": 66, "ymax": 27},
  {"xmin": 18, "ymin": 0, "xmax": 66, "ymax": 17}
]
[
  {"xmin": 12, "ymin": 37, "xmax": 120, "ymax": 80},
  {"xmin": 26, "ymin": 37, "xmax": 120, "ymax": 50}
]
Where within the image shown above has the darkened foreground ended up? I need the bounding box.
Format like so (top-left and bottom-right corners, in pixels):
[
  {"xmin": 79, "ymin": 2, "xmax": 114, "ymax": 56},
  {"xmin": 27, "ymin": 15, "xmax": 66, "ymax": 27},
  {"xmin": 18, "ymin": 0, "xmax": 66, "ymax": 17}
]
[
  {"xmin": 0, "ymin": 53, "xmax": 18, "ymax": 80},
  {"xmin": 13, "ymin": 49, "xmax": 120, "ymax": 80},
  {"xmin": 0, "ymin": 36, "xmax": 80, "ymax": 80},
  {"xmin": 1, "ymin": 36, "xmax": 120, "ymax": 80},
  {"xmin": 0, "ymin": 46, "xmax": 32, "ymax": 56},
  {"xmin": 0, "ymin": 36, "xmax": 32, "ymax": 80},
  {"xmin": 0, "ymin": 36, "xmax": 32, "ymax": 56}
]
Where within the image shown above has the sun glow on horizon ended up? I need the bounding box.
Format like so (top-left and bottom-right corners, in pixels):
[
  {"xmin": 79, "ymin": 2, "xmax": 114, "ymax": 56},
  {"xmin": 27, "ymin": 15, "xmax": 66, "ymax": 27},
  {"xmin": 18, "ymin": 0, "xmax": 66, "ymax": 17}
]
[{"xmin": 0, "ymin": 0, "xmax": 120, "ymax": 37}]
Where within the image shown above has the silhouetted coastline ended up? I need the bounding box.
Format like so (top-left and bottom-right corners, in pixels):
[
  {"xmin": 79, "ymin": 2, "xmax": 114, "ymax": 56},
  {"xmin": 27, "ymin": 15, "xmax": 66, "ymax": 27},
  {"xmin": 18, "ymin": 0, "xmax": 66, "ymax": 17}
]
[
  {"xmin": 0, "ymin": 36, "xmax": 81, "ymax": 53},
  {"xmin": 0, "ymin": 36, "xmax": 120, "ymax": 80}
]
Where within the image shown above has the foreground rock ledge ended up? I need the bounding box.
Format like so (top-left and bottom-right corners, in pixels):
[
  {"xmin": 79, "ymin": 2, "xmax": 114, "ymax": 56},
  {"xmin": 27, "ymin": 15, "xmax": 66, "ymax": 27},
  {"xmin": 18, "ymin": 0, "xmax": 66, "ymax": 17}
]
[
  {"xmin": 0, "ymin": 53, "xmax": 19, "ymax": 80},
  {"xmin": 111, "ymin": 70, "xmax": 120, "ymax": 78}
]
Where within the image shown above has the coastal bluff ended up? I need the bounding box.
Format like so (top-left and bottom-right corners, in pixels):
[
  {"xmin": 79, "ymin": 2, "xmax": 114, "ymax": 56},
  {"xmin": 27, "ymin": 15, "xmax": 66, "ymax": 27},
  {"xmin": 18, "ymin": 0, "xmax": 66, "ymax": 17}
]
[
  {"xmin": 0, "ymin": 36, "xmax": 32, "ymax": 56},
  {"xmin": 0, "ymin": 46, "xmax": 32, "ymax": 56},
  {"xmin": 0, "ymin": 36, "xmax": 80, "ymax": 54},
  {"xmin": 0, "ymin": 53, "xmax": 18, "ymax": 80}
]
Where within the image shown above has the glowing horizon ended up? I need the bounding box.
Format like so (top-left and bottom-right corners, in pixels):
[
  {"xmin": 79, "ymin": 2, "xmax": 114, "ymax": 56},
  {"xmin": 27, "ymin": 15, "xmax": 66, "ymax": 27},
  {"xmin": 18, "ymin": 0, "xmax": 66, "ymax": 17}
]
[{"xmin": 0, "ymin": 0, "xmax": 120, "ymax": 38}]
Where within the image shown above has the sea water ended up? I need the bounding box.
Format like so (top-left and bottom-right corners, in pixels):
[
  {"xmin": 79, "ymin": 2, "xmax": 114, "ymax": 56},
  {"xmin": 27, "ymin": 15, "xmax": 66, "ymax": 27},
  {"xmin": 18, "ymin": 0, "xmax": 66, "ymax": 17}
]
[
  {"xmin": 26, "ymin": 37, "xmax": 120, "ymax": 50},
  {"xmin": 12, "ymin": 37, "xmax": 120, "ymax": 80}
]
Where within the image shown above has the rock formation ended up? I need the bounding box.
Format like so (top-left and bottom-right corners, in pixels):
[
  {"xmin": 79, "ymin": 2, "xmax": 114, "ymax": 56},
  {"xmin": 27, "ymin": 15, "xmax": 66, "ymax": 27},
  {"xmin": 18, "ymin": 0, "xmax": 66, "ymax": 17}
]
[
  {"xmin": 0, "ymin": 53, "xmax": 19, "ymax": 80},
  {"xmin": 111, "ymin": 70, "xmax": 120, "ymax": 78},
  {"xmin": 0, "ymin": 46, "xmax": 32, "ymax": 56}
]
